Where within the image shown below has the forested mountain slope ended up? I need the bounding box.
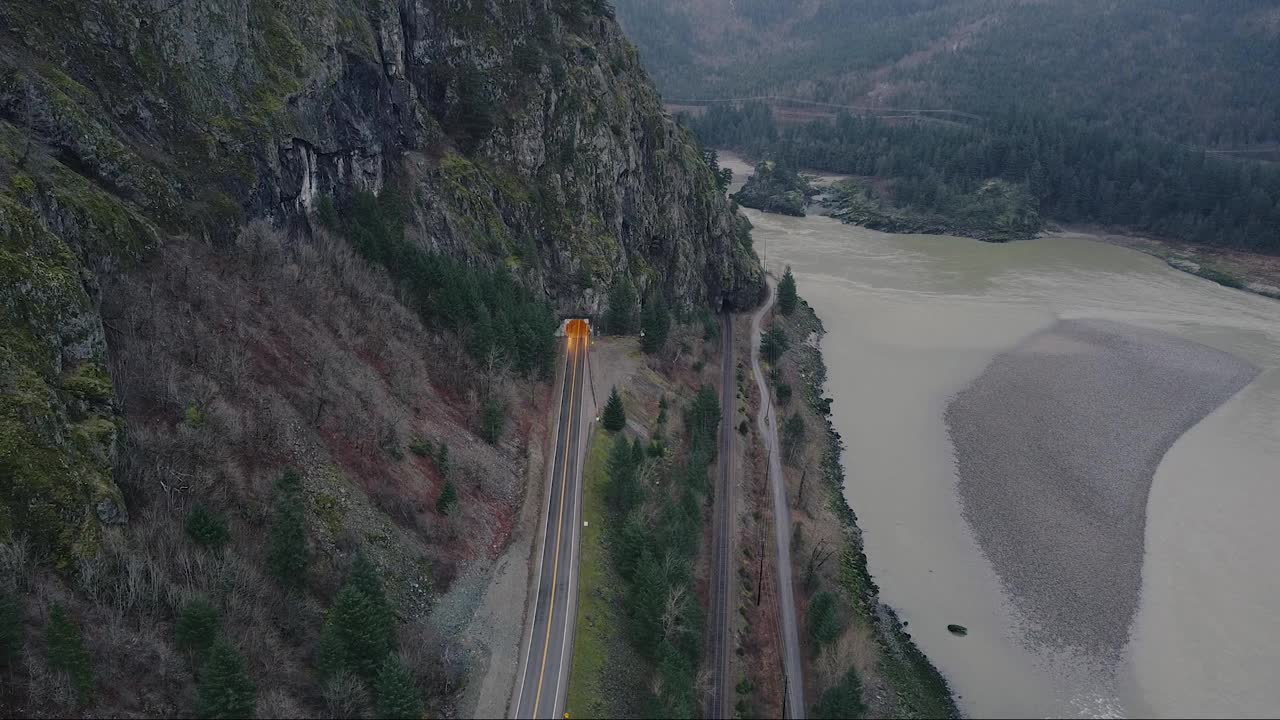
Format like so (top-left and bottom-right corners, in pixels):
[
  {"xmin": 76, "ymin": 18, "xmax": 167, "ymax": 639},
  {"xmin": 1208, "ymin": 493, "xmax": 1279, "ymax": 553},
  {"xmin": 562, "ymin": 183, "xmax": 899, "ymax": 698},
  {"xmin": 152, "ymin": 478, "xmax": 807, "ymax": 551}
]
[
  {"xmin": 694, "ymin": 103, "xmax": 1280, "ymax": 252},
  {"xmin": 615, "ymin": 0, "xmax": 1280, "ymax": 253},
  {"xmin": 0, "ymin": 0, "xmax": 760, "ymax": 715},
  {"xmin": 615, "ymin": 0, "xmax": 1280, "ymax": 148}
]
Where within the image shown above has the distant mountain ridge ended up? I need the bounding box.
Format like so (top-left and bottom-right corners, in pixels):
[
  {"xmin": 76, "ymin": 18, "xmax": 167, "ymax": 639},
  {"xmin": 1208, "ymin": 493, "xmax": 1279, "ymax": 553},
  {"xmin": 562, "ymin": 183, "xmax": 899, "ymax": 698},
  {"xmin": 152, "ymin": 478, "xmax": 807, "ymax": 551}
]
[{"xmin": 614, "ymin": 0, "xmax": 1280, "ymax": 148}]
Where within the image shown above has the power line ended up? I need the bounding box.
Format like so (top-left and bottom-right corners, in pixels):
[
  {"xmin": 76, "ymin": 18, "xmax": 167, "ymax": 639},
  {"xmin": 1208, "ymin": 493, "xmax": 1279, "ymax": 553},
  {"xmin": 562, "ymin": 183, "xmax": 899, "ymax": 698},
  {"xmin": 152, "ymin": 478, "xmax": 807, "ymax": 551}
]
[{"xmin": 665, "ymin": 94, "xmax": 985, "ymax": 121}]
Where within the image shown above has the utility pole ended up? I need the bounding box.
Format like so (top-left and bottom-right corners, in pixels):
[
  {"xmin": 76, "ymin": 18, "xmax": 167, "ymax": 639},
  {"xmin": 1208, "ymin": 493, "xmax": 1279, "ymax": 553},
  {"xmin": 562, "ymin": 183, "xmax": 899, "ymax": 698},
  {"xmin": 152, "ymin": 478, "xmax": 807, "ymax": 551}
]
[{"xmin": 781, "ymin": 668, "xmax": 789, "ymax": 719}]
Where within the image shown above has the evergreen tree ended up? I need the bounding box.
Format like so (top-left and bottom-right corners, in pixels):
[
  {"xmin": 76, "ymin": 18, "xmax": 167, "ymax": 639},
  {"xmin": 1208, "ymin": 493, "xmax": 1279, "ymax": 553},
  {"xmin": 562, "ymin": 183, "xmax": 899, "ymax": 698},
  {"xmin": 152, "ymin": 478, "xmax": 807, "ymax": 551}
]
[
  {"xmin": 374, "ymin": 654, "xmax": 424, "ymax": 720},
  {"xmin": 481, "ymin": 396, "xmax": 506, "ymax": 444},
  {"xmin": 348, "ymin": 555, "xmax": 395, "ymax": 652},
  {"xmin": 46, "ymin": 604, "xmax": 92, "ymax": 702},
  {"xmin": 782, "ymin": 412, "xmax": 806, "ymax": 464},
  {"xmin": 606, "ymin": 434, "xmax": 639, "ymax": 518},
  {"xmin": 326, "ymin": 586, "xmax": 391, "ymax": 680},
  {"xmin": 640, "ymin": 294, "xmax": 671, "ymax": 354},
  {"xmin": 317, "ymin": 620, "xmax": 348, "ymax": 681},
  {"xmin": 175, "ymin": 598, "xmax": 221, "ymax": 661},
  {"xmin": 196, "ymin": 639, "xmax": 256, "ymax": 719},
  {"xmin": 268, "ymin": 470, "xmax": 307, "ymax": 588},
  {"xmin": 761, "ymin": 325, "xmax": 789, "ymax": 364},
  {"xmin": 436, "ymin": 480, "xmax": 459, "ymax": 516},
  {"xmin": 812, "ymin": 667, "xmax": 867, "ymax": 720},
  {"xmin": 776, "ymin": 382, "xmax": 792, "ymax": 405},
  {"xmin": 700, "ymin": 311, "xmax": 720, "ymax": 342},
  {"xmin": 316, "ymin": 195, "xmax": 339, "ymax": 229},
  {"xmin": 434, "ymin": 441, "xmax": 450, "ymax": 477},
  {"xmin": 777, "ymin": 266, "xmax": 798, "ymax": 315},
  {"xmin": 806, "ymin": 591, "xmax": 842, "ymax": 655},
  {"xmin": 605, "ymin": 279, "xmax": 639, "ymax": 335},
  {"xmin": 0, "ymin": 591, "xmax": 22, "ymax": 667},
  {"xmin": 185, "ymin": 504, "xmax": 230, "ymax": 551},
  {"xmin": 628, "ymin": 550, "xmax": 666, "ymax": 657},
  {"xmin": 602, "ymin": 386, "xmax": 626, "ymax": 432},
  {"xmin": 686, "ymin": 384, "xmax": 721, "ymax": 449}
]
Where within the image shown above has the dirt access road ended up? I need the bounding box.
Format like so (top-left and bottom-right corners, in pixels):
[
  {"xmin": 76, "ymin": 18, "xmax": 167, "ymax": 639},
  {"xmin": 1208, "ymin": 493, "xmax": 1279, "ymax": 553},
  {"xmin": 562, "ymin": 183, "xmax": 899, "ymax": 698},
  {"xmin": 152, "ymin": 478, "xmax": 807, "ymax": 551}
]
[{"xmin": 750, "ymin": 277, "xmax": 806, "ymax": 718}]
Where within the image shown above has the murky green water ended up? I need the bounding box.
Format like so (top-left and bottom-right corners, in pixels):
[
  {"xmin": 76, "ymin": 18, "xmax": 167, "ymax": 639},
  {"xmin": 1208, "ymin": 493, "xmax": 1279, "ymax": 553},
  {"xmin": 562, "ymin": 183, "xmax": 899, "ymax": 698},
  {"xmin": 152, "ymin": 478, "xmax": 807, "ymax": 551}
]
[{"xmin": 720, "ymin": 154, "xmax": 1280, "ymax": 718}]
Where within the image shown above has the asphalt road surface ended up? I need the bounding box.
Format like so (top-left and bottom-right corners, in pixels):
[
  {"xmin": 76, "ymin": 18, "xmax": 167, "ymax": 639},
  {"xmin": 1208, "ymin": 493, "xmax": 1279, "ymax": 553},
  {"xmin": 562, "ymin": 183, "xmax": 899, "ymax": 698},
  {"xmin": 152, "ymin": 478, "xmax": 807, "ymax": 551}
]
[
  {"xmin": 706, "ymin": 314, "xmax": 737, "ymax": 719},
  {"xmin": 750, "ymin": 278, "xmax": 806, "ymax": 718},
  {"xmin": 513, "ymin": 321, "xmax": 590, "ymax": 719}
]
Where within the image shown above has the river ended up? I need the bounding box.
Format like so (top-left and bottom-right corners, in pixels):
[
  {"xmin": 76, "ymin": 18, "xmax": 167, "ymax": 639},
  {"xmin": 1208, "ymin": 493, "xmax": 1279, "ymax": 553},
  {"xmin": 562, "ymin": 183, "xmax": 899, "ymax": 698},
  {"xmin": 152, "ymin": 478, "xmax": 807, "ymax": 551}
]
[{"xmin": 719, "ymin": 153, "xmax": 1280, "ymax": 718}]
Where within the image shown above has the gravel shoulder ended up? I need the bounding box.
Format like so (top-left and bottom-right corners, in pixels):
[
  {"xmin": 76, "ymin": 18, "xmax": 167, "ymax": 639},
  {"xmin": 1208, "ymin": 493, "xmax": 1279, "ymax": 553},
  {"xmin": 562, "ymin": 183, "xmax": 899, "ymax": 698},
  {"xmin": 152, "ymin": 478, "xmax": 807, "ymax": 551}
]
[{"xmin": 946, "ymin": 318, "xmax": 1258, "ymax": 662}]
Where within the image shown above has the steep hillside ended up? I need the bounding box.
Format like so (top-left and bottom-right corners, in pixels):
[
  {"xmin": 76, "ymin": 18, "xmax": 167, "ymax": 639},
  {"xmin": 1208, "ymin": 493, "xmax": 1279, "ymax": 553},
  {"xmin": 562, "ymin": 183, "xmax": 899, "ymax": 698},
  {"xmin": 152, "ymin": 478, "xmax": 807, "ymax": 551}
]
[
  {"xmin": 0, "ymin": 0, "xmax": 761, "ymax": 716},
  {"xmin": 615, "ymin": 0, "xmax": 1280, "ymax": 149}
]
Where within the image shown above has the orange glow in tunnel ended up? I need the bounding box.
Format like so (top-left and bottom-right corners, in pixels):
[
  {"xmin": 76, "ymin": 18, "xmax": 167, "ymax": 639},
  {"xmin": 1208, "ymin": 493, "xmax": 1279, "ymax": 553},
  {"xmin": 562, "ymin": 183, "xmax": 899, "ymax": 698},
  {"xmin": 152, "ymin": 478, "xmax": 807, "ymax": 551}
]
[{"xmin": 564, "ymin": 318, "xmax": 589, "ymax": 339}]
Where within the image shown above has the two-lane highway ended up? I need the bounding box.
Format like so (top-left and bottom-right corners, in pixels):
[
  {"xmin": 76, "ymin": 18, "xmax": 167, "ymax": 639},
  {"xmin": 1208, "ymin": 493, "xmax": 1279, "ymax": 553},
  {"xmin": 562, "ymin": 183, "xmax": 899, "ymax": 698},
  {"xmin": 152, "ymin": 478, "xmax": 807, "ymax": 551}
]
[{"xmin": 514, "ymin": 320, "xmax": 590, "ymax": 720}]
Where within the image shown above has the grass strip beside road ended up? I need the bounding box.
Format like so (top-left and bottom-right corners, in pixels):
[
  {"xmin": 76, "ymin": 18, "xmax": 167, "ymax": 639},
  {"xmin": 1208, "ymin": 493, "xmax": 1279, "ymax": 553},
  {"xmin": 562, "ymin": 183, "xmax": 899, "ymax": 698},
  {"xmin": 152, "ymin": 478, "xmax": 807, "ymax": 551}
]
[{"xmin": 565, "ymin": 426, "xmax": 622, "ymax": 719}]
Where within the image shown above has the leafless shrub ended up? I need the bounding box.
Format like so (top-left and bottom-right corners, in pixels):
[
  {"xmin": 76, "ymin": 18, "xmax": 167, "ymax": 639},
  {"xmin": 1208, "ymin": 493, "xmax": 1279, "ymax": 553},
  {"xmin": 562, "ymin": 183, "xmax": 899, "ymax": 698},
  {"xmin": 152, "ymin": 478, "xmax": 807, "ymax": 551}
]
[
  {"xmin": 0, "ymin": 539, "xmax": 32, "ymax": 592},
  {"xmin": 373, "ymin": 489, "xmax": 422, "ymax": 530},
  {"xmin": 23, "ymin": 646, "xmax": 76, "ymax": 709},
  {"xmin": 259, "ymin": 688, "xmax": 307, "ymax": 719},
  {"xmin": 396, "ymin": 622, "xmax": 439, "ymax": 690},
  {"xmin": 322, "ymin": 670, "xmax": 370, "ymax": 719}
]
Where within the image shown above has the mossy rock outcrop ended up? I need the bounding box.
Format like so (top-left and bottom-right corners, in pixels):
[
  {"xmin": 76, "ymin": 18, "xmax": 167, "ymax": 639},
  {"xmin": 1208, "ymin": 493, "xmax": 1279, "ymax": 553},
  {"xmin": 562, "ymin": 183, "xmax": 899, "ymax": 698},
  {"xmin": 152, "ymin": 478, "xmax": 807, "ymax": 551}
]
[
  {"xmin": 732, "ymin": 160, "xmax": 817, "ymax": 217},
  {"xmin": 0, "ymin": 196, "xmax": 124, "ymax": 566}
]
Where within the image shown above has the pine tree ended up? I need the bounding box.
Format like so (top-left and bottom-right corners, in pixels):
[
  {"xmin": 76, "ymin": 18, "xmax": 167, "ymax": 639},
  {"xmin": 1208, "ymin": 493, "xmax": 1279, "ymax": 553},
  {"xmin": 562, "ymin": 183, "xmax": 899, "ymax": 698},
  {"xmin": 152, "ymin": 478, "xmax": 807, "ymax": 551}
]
[
  {"xmin": 605, "ymin": 279, "xmax": 639, "ymax": 335},
  {"xmin": 0, "ymin": 591, "xmax": 22, "ymax": 667},
  {"xmin": 185, "ymin": 504, "xmax": 230, "ymax": 551},
  {"xmin": 481, "ymin": 396, "xmax": 506, "ymax": 444},
  {"xmin": 196, "ymin": 639, "xmax": 256, "ymax": 719},
  {"xmin": 348, "ymin": 555, "xmax": 395, "ymax": 652},
  {"xmin": 434, "ymin": 441, "xmax": 450, "ymax": 477},
  {"xmin": 268, "ymin": 470, "xmax": 307, "ymax": 588},
  {"xmin": 436, "ymin": 480, "xmax": 459, "ymax": 516},
  {"xmin": 326, "ymin": 586, "xmax": 389, "ymax": 680},
  {"xmin": 175, "ymin": 598, "xmax": 221, "ymax": 661},
  {"xmin": 812, "ymin": 667, "xmax": 867, "ymax": 720},
  {"xmin": 761, "ymin": 325, "xmax": 789, "ymax": 364},
  {"xmin": 806, "ymin": 591, "xmax": 842, "ymax": 654},
  {"xmin": 777, "ymin": 266, "xmax": 798, "ymax": 315},
  {"xmin": 46, "ymin": 604, "xmax": 92, "ymax": 702},
  {"xmin": 606, "ymin": 434, "xmax": 638, "ymax": 518},
  {"xmin": 782, "ymin": 412, "xmax": 806, "ymax": 464},
  {"xmin": 602, "ymin": 386, "xmax": 626, "ymax": 432},
  {"xmin": 641, "ymin": 294, "xmax": 670, "ymax": 354},
  {"xmin": 374, "ymin": 654, "xmax": 424, "ymax": 720},
  {"xmin": 317, "ymin": 619, "xmax": 348, "ymax": 680}
]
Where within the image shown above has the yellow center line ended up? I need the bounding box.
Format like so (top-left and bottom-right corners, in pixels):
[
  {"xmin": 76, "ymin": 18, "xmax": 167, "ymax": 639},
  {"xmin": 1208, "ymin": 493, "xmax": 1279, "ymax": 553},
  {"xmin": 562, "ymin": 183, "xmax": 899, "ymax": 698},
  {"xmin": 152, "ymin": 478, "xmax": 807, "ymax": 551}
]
[{"xmin": 533, "ymin": 329, "xmax": 581, "ymax": 717}]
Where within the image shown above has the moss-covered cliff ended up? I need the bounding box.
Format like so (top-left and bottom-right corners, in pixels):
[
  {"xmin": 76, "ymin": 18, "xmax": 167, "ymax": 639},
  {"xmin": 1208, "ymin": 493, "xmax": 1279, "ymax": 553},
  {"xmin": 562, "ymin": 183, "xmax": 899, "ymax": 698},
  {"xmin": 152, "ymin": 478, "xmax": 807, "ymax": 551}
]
[{"xmin": 0, "ymin": 0, "xmax": 762, "ymax": 562}]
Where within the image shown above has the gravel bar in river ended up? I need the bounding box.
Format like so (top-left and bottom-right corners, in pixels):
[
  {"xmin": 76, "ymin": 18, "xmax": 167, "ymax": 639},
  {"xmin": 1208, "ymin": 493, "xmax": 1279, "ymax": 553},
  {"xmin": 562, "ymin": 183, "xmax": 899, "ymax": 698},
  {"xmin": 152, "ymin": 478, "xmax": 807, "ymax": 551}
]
[{"xmin": 946, "ymin": 318, "xmax": 1258, "ymax": 663}]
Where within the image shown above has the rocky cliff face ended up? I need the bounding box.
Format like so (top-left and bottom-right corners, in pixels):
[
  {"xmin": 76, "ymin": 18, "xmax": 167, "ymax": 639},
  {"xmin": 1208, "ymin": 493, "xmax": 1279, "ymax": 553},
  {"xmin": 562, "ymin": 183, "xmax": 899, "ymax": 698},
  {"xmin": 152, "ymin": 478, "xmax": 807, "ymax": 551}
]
[{"xmin": 0, "ymin": 0, "xmax": 762, "ymax": 558}]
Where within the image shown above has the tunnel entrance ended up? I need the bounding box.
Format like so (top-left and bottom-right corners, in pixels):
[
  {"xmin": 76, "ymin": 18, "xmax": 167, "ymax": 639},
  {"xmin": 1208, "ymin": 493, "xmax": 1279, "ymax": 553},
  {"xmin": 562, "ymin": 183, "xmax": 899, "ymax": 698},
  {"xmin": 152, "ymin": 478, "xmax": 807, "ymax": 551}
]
[{"xmin": 558, "ymin": 318, "xmax": 590, "ymax": 338}]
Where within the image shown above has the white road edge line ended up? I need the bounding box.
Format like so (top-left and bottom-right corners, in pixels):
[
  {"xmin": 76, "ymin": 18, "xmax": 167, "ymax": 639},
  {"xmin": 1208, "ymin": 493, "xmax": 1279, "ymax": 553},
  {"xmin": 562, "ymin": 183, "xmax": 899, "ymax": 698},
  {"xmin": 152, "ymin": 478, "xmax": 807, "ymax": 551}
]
[
  {"xmin": 513, "ymin": 336, "xmax": 572, "ymax": 718},
  {"xmin": 552, "ymin": 349, "xmax": 586, "ymax": 717}
]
